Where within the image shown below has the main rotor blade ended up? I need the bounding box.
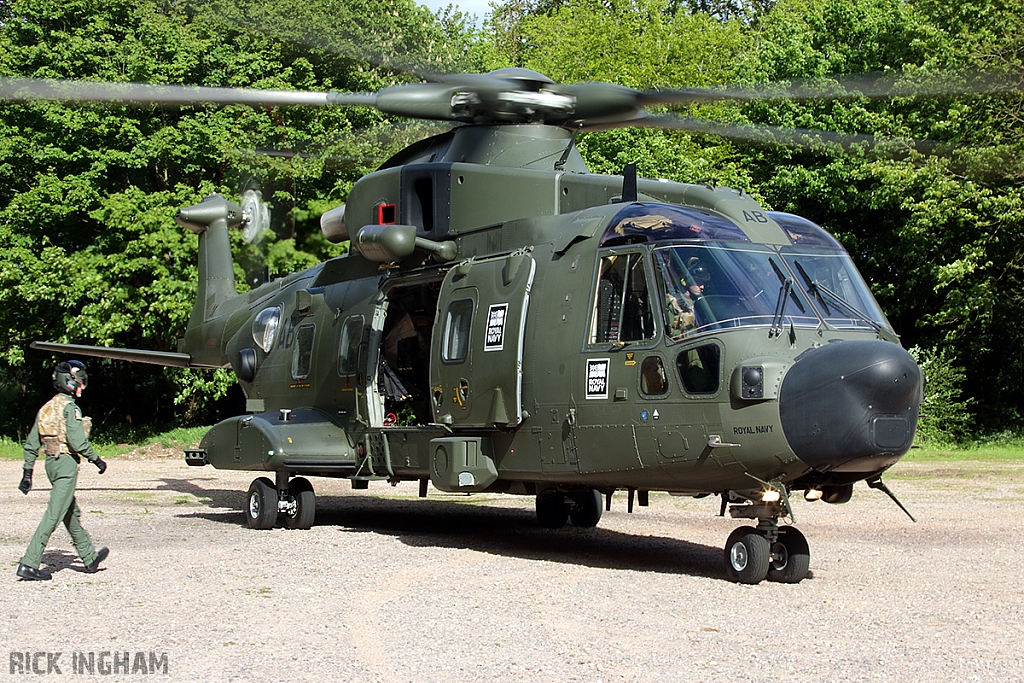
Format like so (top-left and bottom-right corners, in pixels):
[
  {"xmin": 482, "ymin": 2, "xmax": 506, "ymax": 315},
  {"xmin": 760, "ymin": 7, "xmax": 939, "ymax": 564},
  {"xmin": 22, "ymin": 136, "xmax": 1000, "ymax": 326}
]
[
  {"xmin": 585, "ymin": 111, "xmax": 936, "ymax": 155},
  {"xmin": 0, "ymin": 77, "xmax": 377, "ymax": 108},
  {"xmin": 636, "ymin": 70, "xmax": 1024, "ymax": 107}
]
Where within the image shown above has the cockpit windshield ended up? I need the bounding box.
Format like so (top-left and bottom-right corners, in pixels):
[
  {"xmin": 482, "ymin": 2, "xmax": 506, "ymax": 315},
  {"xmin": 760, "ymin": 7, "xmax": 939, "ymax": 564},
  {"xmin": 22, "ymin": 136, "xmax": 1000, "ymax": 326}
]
[
  {"xmin": 594, "ymin": 205, "xmax": 893, "ymax": 340},
  {"xmin": 782, "ymin": 250, "xmax": 890, "ymax": 331},
  {"xmin": 601, "ymin": 203, "xmax": 750, "ymax": 246},
  {"xmin": 653, "ymin": 244, "xmax": 817, "ymax": 339},
  {"xmin": 771, "ymin": 212, "xmax": 891, "ymax": 331}
]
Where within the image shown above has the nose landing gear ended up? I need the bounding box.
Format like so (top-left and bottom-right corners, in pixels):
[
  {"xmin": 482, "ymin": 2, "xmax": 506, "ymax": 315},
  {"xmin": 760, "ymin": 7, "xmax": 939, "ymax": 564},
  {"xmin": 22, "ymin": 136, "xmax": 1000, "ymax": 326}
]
[{"xmin": 724, "ymin": 499, "xmax": 810, "ymax": 584}]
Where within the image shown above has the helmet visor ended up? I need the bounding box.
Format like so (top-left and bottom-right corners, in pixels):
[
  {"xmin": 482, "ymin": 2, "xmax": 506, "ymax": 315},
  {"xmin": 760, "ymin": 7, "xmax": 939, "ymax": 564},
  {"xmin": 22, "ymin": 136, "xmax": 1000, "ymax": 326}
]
[{"xmin": 70, "ymin": 366, "xmax": 88, "ymax": 389}]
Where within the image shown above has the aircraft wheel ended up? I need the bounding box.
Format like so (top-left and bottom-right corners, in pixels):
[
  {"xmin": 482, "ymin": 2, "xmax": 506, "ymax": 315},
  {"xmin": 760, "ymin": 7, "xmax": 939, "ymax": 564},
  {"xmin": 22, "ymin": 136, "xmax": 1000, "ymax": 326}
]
[
  {"xmin": 568, "ymin": 488, "xmax": 603, "ymax": 527},
  {"xmin": 724, "ymin": 526, "xmax": 770, "ymax": 584},
  {"xmin": 536, "ymin": 491, "xmax": 569, "ymax": 529},
  {"xmin": 246, "ymin": 477, "xmax": 278, "ymax": 530},
  {"xmin": 767, "ymin": 527, "xmax": 810, "ymax": 584},
  {"xmin": 285, "ymin": 477, "xmax": 316, "ymax": 530}
]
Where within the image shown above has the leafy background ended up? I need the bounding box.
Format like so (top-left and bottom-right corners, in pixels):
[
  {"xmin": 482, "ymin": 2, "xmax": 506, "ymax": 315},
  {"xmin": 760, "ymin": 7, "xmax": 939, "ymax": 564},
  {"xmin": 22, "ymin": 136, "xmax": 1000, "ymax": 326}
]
[{"xmin": 1, "ymin": 0, "xmax": 1021, "ymax": 445}]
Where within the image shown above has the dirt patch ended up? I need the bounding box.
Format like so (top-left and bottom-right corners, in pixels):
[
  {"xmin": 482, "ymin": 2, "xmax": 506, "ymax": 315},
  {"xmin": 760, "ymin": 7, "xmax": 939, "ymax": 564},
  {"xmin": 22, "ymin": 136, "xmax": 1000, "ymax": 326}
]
[{"xmin": 2, "ymin": 456, "xmax": 1022, "ymax": 682}]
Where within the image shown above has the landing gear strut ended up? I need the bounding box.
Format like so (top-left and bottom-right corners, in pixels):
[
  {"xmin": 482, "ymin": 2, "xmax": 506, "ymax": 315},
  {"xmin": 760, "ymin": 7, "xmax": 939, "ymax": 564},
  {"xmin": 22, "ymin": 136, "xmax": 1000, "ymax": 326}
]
[{"xmin": 724, "ymin": 500, "xmax": 810, "ymax": 584}]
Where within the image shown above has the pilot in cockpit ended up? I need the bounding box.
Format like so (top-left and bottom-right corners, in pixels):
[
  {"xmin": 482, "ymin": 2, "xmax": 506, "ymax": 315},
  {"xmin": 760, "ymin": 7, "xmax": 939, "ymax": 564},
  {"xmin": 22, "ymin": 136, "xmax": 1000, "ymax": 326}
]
[{"xmin": 664, "ymin": 256, "xmax": 709, "ymax": 337}]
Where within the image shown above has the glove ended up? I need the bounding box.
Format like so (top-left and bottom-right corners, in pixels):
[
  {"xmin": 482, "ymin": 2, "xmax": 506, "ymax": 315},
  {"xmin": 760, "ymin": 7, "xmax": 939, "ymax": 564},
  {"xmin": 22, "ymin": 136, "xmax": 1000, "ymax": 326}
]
[
  {"xmin": 93, "ymin": 458, "xmax": 107, "ymax": 475},
  {"xmin": 18, "ymin": 470, "xmax": 32, "ymax": 495}
]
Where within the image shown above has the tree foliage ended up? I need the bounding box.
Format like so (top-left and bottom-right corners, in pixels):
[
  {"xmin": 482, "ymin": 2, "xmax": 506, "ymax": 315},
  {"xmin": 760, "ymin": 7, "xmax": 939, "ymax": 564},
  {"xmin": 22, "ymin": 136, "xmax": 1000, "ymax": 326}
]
[
  {"xmin": 0, "ymin": 0, "xmax": 463, "ymax": 436},
  {"xmin": 2, "ymin": 0, "xmax": 1023, "ymax": 443},
  {"xmin": 486, "ymin": 0, "xmax": 1024, "ymax": 439}
]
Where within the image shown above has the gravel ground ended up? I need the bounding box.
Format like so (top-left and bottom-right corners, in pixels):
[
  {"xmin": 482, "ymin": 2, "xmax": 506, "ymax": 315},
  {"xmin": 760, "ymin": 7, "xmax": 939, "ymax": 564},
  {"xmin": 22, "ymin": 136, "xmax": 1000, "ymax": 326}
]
[{"xmin": 2, "ymin": 455, "xmax": 1023, "ymax": 683}]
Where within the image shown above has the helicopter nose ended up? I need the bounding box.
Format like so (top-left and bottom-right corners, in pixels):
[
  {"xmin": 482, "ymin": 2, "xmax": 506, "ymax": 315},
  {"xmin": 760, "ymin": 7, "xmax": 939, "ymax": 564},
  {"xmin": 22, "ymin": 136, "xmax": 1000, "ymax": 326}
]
[{"xmin": 778, "ymin": 340, "xmax": 922, "ymax": 473}]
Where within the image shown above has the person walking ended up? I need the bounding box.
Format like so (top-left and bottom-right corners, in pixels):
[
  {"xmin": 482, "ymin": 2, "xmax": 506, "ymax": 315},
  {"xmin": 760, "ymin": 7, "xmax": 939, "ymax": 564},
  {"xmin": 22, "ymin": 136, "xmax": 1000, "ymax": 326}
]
[{"xmin": 16, "ymin": 360, "xmax": 109, "ymax": 581}]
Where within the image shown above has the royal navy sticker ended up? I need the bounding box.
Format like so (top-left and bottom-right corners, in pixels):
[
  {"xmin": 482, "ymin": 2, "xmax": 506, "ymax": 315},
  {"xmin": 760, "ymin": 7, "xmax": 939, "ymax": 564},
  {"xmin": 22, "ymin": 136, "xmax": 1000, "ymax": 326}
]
[
  {"xmin": 484, "ymin": 303, "xmax": 509, "ymax": 351},
  {"xmin": 586, "ymin": 358, "xmax": 610, "ymax": 399}
]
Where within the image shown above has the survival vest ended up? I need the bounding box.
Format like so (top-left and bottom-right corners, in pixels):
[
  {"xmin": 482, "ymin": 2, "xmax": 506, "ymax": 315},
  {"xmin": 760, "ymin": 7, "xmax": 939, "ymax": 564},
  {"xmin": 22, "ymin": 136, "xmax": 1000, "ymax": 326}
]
[{"xmin": 37, "ymin": 394, "xmax": 73, "ymax": 456}]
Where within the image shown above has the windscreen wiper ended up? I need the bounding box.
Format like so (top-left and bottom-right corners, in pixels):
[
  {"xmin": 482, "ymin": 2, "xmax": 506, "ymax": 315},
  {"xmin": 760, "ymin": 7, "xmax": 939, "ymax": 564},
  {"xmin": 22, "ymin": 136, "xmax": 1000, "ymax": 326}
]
[
  {"xmin": 793, "ymin": 260, "xmax": 881, "ymax": 333},
  {"xmin": 768, "ymin": 258, "xmax": 805, "ymax": 338},
  {"xmin": 792, "ymin": 260, "xmax": 831, "ymax": 315}
]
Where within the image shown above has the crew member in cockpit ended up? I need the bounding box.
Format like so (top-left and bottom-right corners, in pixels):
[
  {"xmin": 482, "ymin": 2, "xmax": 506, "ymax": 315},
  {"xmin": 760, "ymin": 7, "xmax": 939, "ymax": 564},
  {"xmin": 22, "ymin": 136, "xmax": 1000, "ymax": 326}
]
[{"xmin": 664, "ymin": 257, "xmax": 709, "ymax": 337}]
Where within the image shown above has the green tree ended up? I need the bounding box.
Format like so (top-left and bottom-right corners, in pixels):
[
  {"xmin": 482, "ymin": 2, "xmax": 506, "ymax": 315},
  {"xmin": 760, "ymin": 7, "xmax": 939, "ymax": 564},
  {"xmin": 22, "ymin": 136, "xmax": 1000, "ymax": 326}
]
[
  {"xmin": 746, "ymin": 0, "xmax": 1024, "ymax": 433},
  {"xmin": 0, "ymin": 0, "xmax": 466, "ymax": 436}
]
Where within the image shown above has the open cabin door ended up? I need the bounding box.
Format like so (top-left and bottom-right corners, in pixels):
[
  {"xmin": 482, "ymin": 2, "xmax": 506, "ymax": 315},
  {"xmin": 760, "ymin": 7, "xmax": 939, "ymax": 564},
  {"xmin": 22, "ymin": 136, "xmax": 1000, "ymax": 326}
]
[{"xmin": 430, "ymin": 252, "xmax": 536, "ymax": 428}]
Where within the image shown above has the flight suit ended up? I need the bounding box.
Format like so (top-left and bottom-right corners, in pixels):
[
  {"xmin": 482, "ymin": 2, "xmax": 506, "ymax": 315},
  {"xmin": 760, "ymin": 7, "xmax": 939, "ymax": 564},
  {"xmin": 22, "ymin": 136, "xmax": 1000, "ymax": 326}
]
[{"xmin": 20, "ymin": 394, "xmax": 102, "ymax": 570}]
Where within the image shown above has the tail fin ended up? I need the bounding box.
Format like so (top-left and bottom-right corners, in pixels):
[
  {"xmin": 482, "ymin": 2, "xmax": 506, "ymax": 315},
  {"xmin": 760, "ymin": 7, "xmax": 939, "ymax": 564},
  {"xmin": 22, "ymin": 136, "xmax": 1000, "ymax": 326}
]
[
  {"xmin": 30, "ymin": 194, "xmax": 244, "ymax": 371},
  {"xmin": 175, "ymin": 194, "xmax": 241, "ymax": 327}
]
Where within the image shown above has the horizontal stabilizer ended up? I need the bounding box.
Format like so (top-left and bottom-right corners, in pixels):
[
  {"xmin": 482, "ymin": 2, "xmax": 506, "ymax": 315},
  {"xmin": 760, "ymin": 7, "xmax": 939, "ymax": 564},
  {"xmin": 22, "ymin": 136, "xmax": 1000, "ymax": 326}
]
[{"xmin": 31, "ymin": 341, "xmax": 194, "ymax": 368}]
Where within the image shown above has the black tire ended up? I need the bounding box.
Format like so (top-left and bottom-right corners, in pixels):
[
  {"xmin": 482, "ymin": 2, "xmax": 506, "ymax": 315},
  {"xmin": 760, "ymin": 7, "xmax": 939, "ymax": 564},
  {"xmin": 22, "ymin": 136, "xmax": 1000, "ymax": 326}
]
[
  {"xmin": 285, "ymin": 477, "xmax": 316, "ymax": 530},
  {"xmin": 536, "ymin": 491, "xmax": 569, "ymax": 529},
  {"xmin": 246, "ymin": 477, "xmax": 278, "ymax": 530},
  {"xmin": 724, "ymin": 526, "xmax": 770, "ymax": 584},
  {"xmin": 568, "ymin": 488, "xmax": 603, "ymax": 528},
  {"xmin": 767, "ymin": 527, "xmax": 810, "ymax": 584}
]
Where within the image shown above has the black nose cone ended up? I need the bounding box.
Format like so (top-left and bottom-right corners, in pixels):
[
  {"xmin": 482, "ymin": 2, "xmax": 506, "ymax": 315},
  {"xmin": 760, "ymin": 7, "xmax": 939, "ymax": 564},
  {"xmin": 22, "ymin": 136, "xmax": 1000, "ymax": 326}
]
[{"xmin": 779, "ymin": 340, "xmax": 922, "ymax": 473}]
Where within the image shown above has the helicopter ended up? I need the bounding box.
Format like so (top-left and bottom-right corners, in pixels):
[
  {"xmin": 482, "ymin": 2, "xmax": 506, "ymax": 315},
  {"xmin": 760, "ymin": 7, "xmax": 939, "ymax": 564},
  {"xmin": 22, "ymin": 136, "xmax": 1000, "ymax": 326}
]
[{"xmin": 5, "ymin": 67, "xmax": 936, "ymax": 585}]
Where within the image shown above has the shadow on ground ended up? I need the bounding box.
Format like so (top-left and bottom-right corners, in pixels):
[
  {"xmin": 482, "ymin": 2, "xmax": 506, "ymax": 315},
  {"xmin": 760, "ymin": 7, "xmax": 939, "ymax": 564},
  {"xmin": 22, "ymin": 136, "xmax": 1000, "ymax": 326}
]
[
  {"xmin": 33, "ymin": 549, "xmax": 100, "ymax": 576},
  {"xmin": 161, "ymin": 476, "xmax": 726, "ymax": 580}
]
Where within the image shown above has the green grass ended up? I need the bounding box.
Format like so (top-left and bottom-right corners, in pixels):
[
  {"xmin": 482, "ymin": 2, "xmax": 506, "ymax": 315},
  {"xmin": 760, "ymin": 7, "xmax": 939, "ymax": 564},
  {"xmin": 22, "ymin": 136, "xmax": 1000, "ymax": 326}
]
[
  {"xmin": 0, "ymin": 426, "xmax": 208, "ymax": 460},
  {"xmin": 907, "ymin": 441, "xmax": 1024, "ymax": 462},
  {"xmin": 5, "ymin": 426, "xmax": 1024, "ymax": 464},
  {"xmin": 0, "ymin": 436, "xmax": 23, "ymax": 460}
]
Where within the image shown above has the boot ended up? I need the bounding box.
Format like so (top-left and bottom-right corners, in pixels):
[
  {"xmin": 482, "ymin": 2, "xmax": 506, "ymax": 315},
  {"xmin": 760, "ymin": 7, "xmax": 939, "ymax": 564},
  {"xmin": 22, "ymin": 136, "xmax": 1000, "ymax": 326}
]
[
  {"xmin": 84, "ymin": 547, "xmax": 109, "ymax": 574},
  {"xmin": 16, "ymin": 564, "xmax": 51, "ymax": 581}
]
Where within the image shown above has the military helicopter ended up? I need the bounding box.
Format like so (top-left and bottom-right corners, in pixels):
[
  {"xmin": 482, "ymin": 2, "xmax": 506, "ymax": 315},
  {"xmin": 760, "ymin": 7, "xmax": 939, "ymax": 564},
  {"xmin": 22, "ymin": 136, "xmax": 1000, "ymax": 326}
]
[{"xmin": 5, "ymin": 66, "xmax": 937, "ymax": 584}]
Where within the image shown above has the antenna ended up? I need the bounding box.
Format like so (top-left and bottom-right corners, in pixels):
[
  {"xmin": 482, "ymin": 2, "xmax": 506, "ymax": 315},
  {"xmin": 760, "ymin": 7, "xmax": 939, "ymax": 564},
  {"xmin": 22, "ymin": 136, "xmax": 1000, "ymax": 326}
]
[{"xmin": 621, "ymin": 163, "xmax": 637, "ymax": 203}]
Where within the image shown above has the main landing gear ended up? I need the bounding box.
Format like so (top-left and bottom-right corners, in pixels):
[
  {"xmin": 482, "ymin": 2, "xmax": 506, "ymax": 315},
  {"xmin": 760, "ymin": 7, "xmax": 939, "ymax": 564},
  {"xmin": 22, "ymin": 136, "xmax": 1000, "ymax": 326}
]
[
  {"xmin": 535, "ymin": 488, "xmax": 604, "ymax": 529},
  {"xmin": 245, "ymin": 474, "xmax": 317, "ymax": 530},
  {"xmin": 724, "ymin": 501, "xmax": 809, "ymax": 584}
]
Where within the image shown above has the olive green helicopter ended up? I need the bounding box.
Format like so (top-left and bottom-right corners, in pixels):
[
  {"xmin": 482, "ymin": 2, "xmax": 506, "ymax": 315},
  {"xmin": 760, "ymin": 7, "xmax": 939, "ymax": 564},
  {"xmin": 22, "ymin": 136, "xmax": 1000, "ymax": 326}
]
[{"xmin": 6, "ymin": 65, "xmax": 959, "ymax": 584}]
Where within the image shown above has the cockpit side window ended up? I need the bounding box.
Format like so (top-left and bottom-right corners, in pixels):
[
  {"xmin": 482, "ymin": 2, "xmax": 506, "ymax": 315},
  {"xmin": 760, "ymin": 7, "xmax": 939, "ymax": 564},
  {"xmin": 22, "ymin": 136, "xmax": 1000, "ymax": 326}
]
[
  {"xmin": 589, "ymin": 252, "xmax": 656, "ymax": 344},
  {"xmin": 678, "ymin": 344, "xmax": 720, "ymax": 394},
  {"xmin": 292, "ymin": 323, "xmax": 315, "ymax": 380}
]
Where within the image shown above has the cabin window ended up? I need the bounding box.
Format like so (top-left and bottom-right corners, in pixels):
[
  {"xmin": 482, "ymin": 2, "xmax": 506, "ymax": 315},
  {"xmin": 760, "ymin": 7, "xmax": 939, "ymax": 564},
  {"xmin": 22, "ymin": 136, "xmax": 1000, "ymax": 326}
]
[
  {"xmin": 338, "ymin": 316, "xmax": 363, "ymax": 376},
  {"xmin": 292, "ymin": 323, "xmax": 315, "ymax": 380},
  {"xmin": 640, "ymin": 356, "xmax": 669, "ymax": 395},
  {"xmin": 589, "ymin": 252, "xmax": 655, "ymax": 344},
  {"xmin": 677, "ymin": 344, "xmax": 720, "ymax": 394},
  {"xmin": 442, "ymin": 298, "xmax": 474, "ymax": 362},
  {"xmin": 252, "ymin": 306, "xmax": 282, "ymax": 352}
]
